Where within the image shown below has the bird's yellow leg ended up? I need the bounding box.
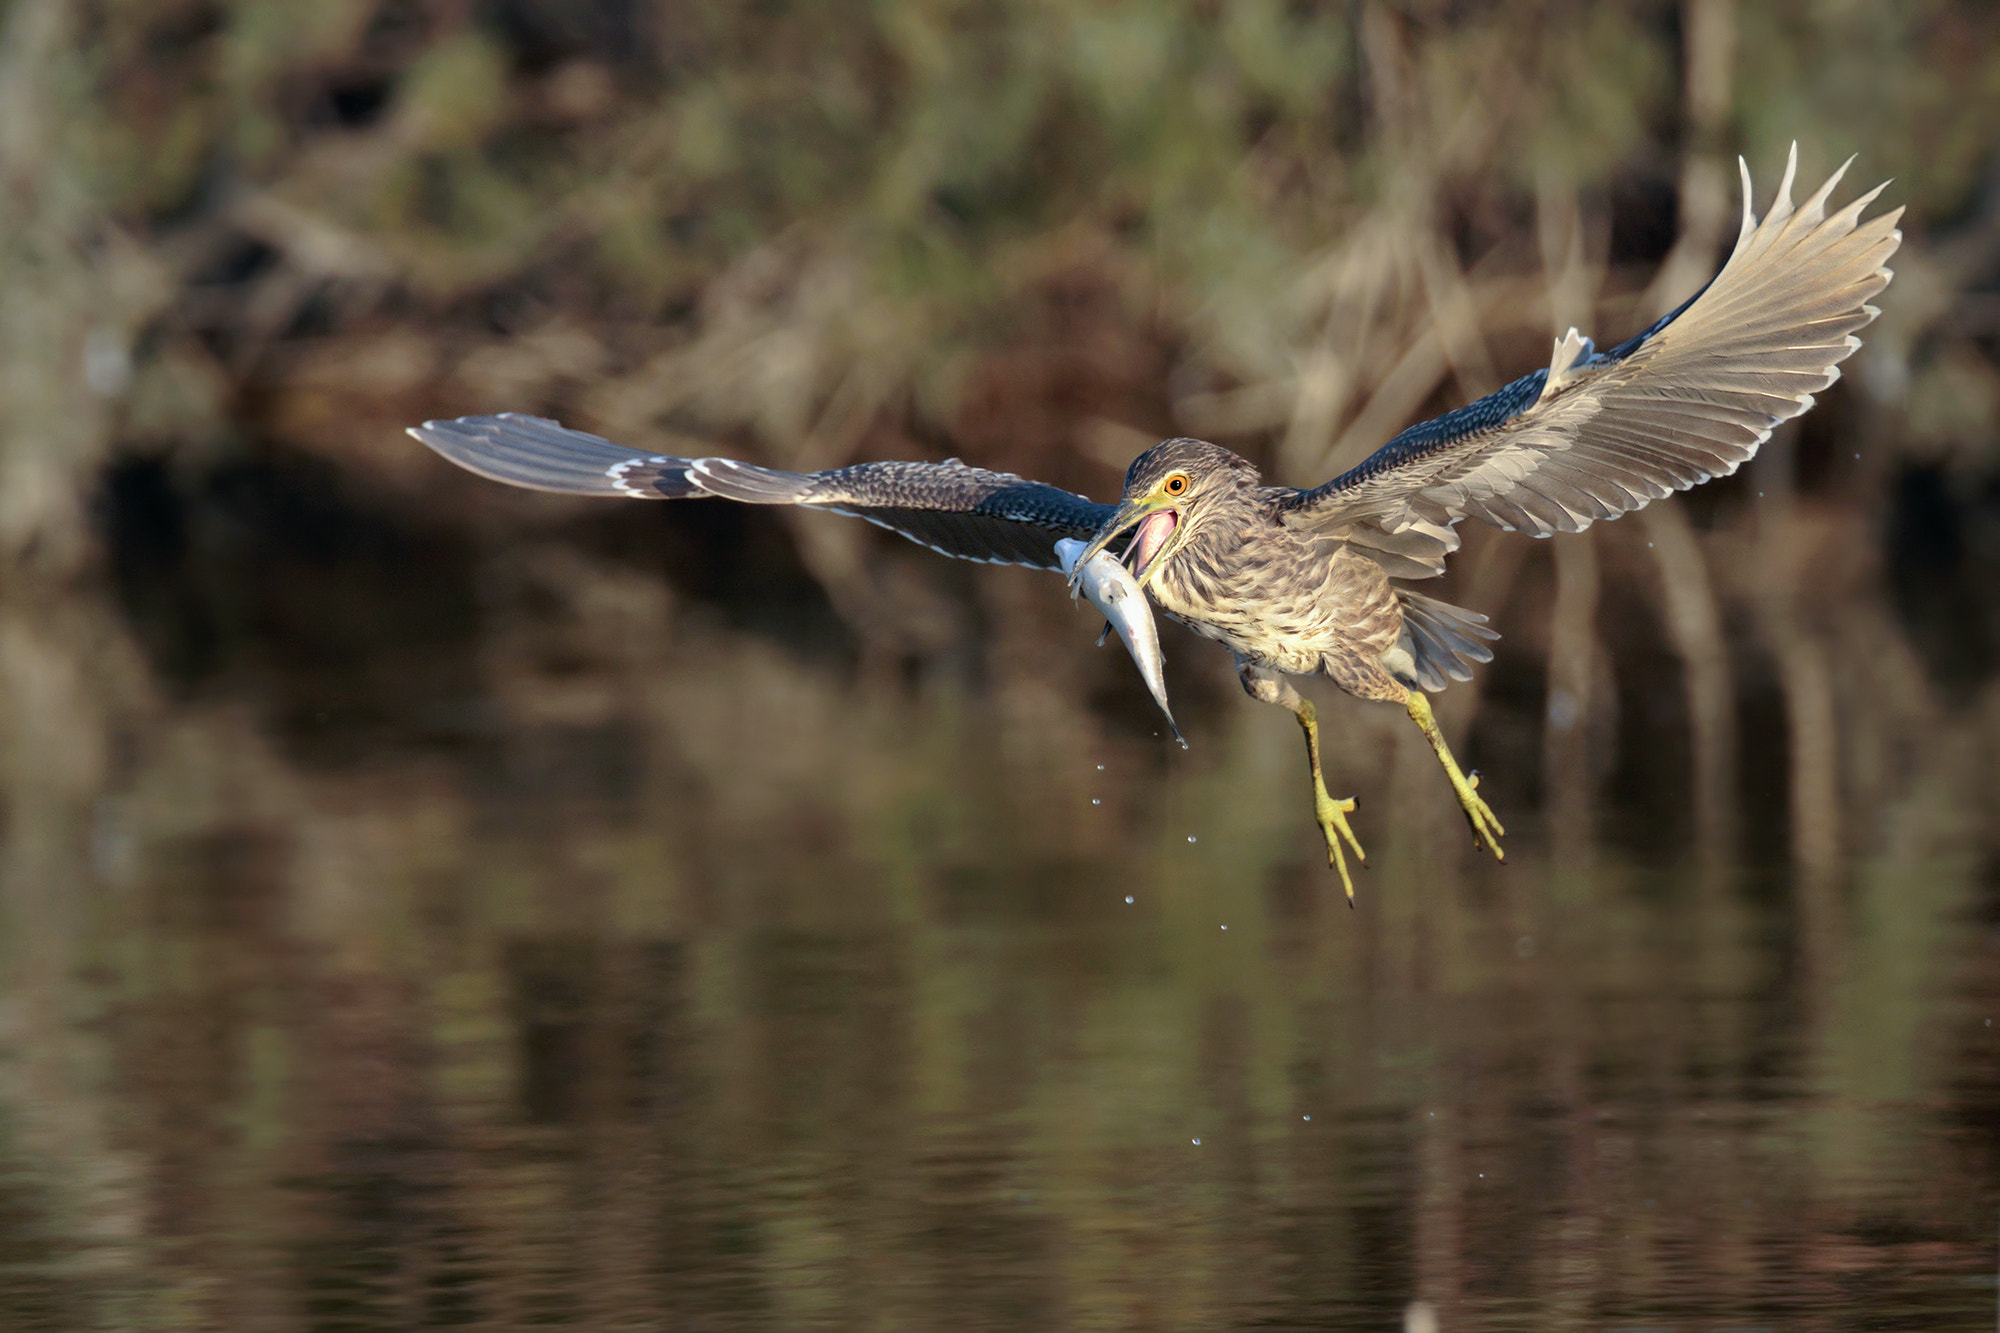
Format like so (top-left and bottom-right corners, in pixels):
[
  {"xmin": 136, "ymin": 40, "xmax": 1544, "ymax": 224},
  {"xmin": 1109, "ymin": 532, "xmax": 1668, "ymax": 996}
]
[
  {"xmin": 1294, "ymin": 698, "xmax": 1367, "ymax": 902},
  {"xmin": 1405, "ymin": 690, "xmax": 1506, "ymax": 862}
]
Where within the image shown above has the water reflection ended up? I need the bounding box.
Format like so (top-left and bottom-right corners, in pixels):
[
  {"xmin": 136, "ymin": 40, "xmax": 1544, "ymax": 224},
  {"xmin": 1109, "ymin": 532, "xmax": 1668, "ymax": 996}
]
[{"xmin": 2, "ymin": 567, "xmax": 1995, "ymax": 1331}]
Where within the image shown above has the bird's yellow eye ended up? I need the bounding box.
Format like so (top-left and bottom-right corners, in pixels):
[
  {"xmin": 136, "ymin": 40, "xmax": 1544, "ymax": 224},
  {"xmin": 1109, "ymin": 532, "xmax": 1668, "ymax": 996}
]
[{"xmin": 1163, "ymin": 473, "xmax": 1189, "ymax": 497}]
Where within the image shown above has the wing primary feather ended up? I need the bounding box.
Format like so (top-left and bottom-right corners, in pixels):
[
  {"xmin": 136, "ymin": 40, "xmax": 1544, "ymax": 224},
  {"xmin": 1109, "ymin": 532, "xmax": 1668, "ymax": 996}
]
[
  {"xmin": 1281, "ymin": 151, "xmax": 1899, "ymax": 563},
  {"xmin": 409, "ymin": 414, "xmax": 701, "ymax": 497}
]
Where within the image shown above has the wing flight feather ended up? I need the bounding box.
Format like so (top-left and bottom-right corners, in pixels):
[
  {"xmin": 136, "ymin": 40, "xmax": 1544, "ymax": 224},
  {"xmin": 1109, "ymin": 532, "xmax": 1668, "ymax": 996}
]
[
  {"xmin": 409, "ymin": 414, "xmax": 1113, "ymax": 570},
  {"xmin": 1281, "ymin": 146, "xmax": 1902, "ymax": 576}
]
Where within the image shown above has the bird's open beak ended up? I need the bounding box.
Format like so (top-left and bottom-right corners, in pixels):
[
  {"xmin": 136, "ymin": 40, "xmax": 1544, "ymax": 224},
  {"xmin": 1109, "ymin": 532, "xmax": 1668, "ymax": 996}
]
[{"xmin": 1066, "ymin": 496, "xmax": 1179, "ymax": 598}]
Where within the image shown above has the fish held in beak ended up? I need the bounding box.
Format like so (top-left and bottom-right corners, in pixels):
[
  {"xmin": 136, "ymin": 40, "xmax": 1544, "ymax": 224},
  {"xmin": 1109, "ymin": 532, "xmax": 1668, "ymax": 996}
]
[
  {"xmin": 1064, "ymin": 496, "xmax": 1178, "ymax": 599},
  {"xmin": 1054, "ymin": 538, "xmax": 1185, "ymax": 748}
]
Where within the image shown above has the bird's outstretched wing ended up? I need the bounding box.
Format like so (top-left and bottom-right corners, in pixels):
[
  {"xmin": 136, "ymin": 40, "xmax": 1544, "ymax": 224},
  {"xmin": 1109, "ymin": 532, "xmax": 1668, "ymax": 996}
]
[
  {"xmin": 410, "ymin": 413, "xmax": 1115, "ymax": 570},
  {"xmin": 1280, "ymin": 147, "xmax": 1903, "ymax": 579}
]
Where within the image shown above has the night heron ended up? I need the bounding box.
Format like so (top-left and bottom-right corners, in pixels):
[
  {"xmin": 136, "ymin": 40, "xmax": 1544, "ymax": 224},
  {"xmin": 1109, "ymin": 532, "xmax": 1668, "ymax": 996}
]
[{"xmin": 412, "ymin": 150, "xmax": 1899, "ymax": 897}]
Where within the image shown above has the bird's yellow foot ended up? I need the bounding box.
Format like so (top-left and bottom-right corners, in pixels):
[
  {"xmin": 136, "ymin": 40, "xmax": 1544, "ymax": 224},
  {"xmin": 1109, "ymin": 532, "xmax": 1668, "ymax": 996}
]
[
  {"xmin": 1405, "ymin": 690, "xmax": 1506, "ymax": 865},
  {"xmin": 1314, "ymin": 790, "xmax": 1367, "ymax": 904},
  {"xmin": 1450, "ymin": 769, "xmax": 1506, "ymax": 862}
]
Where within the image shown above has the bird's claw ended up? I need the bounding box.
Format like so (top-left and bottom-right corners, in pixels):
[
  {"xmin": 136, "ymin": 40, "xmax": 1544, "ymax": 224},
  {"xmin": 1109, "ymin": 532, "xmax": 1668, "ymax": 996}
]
[
  {"xmin": 1315, "ymin": 791, "xmax": 1368, "ymax": 904},
  {"xmin": 1455, "ymin": 780, "xmax": 1506, "ymax": 863}
]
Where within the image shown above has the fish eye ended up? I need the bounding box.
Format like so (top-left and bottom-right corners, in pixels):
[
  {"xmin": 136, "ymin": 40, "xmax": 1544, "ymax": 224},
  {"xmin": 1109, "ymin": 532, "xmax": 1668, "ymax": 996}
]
[{"xmin": 1163, "ymin": 473, "xmax": 1189, "ymax": 497}]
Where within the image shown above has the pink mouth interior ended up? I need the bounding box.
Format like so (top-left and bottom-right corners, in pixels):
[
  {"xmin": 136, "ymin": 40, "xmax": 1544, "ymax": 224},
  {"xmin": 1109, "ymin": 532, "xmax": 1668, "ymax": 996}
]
[{"xmin": 1128, "ymin": 509, "xmax": 1178, "ymax": 575}]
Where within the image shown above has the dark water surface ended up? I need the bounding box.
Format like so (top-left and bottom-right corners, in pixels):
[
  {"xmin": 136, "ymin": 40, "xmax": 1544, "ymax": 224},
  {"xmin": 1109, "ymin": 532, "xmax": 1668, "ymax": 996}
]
[{"xmin": 1, "ymin": 504, "xmax": 1997, "ymax": 1332}]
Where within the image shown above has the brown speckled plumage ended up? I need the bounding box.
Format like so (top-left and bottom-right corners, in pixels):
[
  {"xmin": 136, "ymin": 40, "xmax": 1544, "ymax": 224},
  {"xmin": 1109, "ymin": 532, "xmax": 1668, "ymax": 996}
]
[{"xmin": 1121, "ymin": 442, "xmax": 1427, "ymax": 703}]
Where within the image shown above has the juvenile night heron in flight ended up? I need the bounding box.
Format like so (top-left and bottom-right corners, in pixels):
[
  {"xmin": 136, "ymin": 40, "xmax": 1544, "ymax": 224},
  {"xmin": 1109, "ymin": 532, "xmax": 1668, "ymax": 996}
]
[{"xmin": 412, "ymin": 150, "xmax": 1899, "ymax": 897}]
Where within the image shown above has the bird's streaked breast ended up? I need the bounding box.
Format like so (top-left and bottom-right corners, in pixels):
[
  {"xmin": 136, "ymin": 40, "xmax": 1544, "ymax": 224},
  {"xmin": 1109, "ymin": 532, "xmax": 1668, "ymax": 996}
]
[{"xmin": 1150, "ymin": 521, "xmax": 1402, "ymax": 682}]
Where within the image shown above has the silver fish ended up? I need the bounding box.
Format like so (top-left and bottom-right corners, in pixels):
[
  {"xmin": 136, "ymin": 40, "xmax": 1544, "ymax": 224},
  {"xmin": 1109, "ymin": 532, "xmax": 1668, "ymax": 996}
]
[{"xmin": 1054, "ymin": 538, "xmax": 1185, "ymax": 748}]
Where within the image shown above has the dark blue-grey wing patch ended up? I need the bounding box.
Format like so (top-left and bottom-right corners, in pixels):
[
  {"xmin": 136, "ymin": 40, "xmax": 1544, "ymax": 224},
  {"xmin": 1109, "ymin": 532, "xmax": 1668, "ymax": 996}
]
[
  {"xmin": 803, "ymin": 465, "xmax": 1116, "ymax": 569},
  {"xmin": 1290, "ymin": 371, "xmax": 1549, "ymax": 505}
]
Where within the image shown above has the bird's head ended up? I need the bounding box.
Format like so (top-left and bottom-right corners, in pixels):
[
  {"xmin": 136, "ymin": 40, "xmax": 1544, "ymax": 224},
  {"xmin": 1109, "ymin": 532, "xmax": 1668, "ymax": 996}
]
[{"xmin": 1067, "ymin": 438, "xmax": 1259, "ymax": 596}]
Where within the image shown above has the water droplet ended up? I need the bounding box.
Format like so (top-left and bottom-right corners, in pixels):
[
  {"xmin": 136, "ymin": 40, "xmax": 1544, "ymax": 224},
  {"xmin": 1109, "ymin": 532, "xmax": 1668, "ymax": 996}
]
[
  {"xmin": 1187, "ymin": 835, "xmax": 1198, "ymax": 844},
  {"xmin": 1096, "ymin": 764, "xmax": 1104, "ymax": 771},
  {"xmin": 1091, "ymin": 798, "xmax": 1101, "ymax": 806},
  {"xmin": 1191, "ymin": 1138, "xmax": 1201, "ymax": 1146},
  {"xmin": 1220, "ymin": 924, "xmax": 1228, "ymax": 931},
  {"xmin": 1302, "ymin": 1115, "xmax": 1311, "ymax": 1121},
  {"xmin": 1124, "ymin": 895, "xmax": 1134, "ymax": 904}
]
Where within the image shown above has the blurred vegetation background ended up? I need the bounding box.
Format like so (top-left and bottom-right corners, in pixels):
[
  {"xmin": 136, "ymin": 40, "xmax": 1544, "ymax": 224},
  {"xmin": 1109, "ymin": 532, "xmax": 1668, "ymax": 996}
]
[
  {"xmin": 5, "ymin": 0, "xmax": 1990, "ymax": 876},
  {"xmin": 2, "ymin": 0, "xmax": 1999, "ymax": 1326},
  {"xmin": 15, "ymin": 0, "xmax": 1995, "ymax": 513}
]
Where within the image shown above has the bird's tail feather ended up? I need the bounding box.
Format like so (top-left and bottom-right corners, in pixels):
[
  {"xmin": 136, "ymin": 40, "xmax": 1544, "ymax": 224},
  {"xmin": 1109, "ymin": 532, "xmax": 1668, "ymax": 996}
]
[{"xmin": 1396, "ymin": 589, "xmax": 1499, "ymax": 692}]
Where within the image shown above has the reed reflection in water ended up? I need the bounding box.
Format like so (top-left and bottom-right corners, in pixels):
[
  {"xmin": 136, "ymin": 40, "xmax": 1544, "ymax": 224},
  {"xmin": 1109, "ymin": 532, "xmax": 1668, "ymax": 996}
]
[{"xmin": 0, "ymin": 500, "xmax": 1995, "ymax": 1329}]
